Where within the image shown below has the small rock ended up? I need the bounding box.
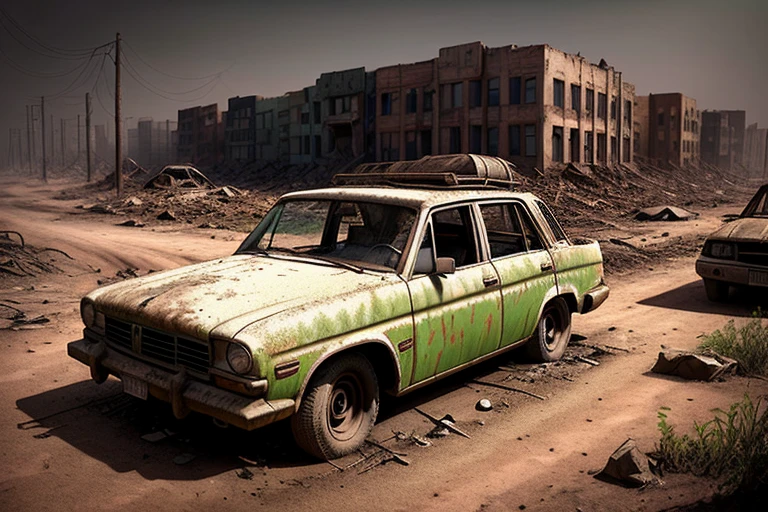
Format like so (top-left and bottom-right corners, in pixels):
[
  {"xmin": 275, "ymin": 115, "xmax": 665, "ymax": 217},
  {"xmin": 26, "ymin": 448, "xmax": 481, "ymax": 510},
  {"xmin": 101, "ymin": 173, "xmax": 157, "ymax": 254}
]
[
  {"xmin": 476, "ymin": 399, "xmax": 493, "ymax": 411},
  {"xmin": 661, "ymin": 232, "xmax": 669, "ymax": 237},
  {"xmin": 608, "ymin": 326, "xmax": 616, "ymax": 332}
]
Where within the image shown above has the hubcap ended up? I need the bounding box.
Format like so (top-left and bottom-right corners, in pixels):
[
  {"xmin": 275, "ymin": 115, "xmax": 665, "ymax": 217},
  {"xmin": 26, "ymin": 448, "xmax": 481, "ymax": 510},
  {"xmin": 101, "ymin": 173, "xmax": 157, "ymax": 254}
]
[
  {"xmin": 327, "ymin": 374, "xmax": 363, "ymax": 442},
  {"xmin": 543, "ymin": 312, "xmax": 559, "ymax": 351}
]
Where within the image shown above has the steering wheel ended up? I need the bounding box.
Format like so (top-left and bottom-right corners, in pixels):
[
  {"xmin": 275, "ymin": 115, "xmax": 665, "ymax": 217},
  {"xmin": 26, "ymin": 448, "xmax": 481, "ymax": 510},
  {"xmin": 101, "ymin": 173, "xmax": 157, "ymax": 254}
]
[{"xmin": 364, "ymin": 243, "xmax": 402, "ymax": 259}]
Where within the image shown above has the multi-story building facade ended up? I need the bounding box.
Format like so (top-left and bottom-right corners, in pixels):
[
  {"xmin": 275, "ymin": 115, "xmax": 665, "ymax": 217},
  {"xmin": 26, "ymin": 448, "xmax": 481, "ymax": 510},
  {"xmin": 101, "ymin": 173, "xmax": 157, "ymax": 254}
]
[
  {"xmin": 701, "ymin": 111, "xmax": 734, "ymax": 169},
  {"xmin": 374, "ymin": 42, "xmax": 635, "ymax": 172},
  {"xmin": 744, "ymin": 123, "xmax": 768, "ymax": 177},
  {"xmin": 634, "ymin": 93, "xmax": 699, "ymax": 167},
  {"xmin": 225, "ymin": 95, "xmax": 261, "ymax": 162},
  {"xmin": 721, "ymin": 110, "xmax": 746, "ymax": 168},
  {"xmin": 176, "ymin": 103, "xmax": 223, "ymax": 167}
]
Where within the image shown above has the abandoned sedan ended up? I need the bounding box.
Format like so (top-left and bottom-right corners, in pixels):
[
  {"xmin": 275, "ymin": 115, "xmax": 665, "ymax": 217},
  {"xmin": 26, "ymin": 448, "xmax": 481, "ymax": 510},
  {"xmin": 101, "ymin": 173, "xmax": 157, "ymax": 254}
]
[
  {"xmin": 68, "ymin": 154, "xmax": 609, "ymax": 460},
  {"xmin": 696, "ymin": 183, "xmax": 768, "ymax": 301}
]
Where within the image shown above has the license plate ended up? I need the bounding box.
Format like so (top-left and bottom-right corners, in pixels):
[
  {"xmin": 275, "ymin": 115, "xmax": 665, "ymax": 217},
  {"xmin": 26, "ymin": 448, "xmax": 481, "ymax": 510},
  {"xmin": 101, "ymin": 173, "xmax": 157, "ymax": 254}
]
[
  {"xmin": 749, "ymin": 270, "xmax": 768, "ymax": 287},
  {"xmin": 122, "ymin": 375, "xmax": 148, "ymax": 400}
]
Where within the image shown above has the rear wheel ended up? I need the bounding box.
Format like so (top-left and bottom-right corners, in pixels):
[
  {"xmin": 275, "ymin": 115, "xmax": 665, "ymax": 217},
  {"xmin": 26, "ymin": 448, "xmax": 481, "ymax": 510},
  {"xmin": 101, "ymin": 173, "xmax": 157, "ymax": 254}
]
[
  {"xmin": 703, "ymin": 278, "xmax": 729, "ymax": 302},
  {"xmin": 291, "ymin": 353, "xmax": 379, "ymax": 460},
  {"xmin": 526, "ymin": 297, "xmax": 572, "ymax": 362}
]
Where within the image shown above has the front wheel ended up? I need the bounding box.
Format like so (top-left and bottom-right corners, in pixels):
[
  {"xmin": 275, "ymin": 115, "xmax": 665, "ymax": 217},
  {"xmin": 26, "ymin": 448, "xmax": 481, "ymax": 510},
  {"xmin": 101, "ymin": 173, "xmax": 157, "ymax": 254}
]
[
  {"xmin": 526, "ymin": 297, "xmax": 572, "ymax": 362},
  {"xmin": 291, "ymin": 353, "xmax": 379, "ymax": 460}
]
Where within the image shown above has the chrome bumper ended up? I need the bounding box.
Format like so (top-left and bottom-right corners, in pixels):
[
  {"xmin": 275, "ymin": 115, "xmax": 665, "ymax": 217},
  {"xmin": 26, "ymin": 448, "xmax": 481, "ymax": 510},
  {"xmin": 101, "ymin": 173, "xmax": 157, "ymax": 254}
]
[
  {"xmin": 581, "ymin": 283, "xmax": 610, "ymax": 314},
  {"xmin": 67, "ymin": 338, "xmax": 294, "ymax": 430},
  {"xmin": 696, "ymin": 257, "xmax": 768, "ymax": 287}
]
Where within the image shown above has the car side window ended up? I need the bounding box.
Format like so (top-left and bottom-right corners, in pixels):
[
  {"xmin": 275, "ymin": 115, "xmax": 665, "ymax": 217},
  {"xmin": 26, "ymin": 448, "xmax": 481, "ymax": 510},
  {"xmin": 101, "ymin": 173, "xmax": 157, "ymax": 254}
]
[
  {"xmin": 515, "ymin": 204, "xmax": 544, "ymax": 251},
  {"xmin": 431, "ymin": 206, "xmax": 479, "ymax": 268},
  {"xmin": 479, "ymin": 203, "xmax": 527, "ymax": 258},
  {"xmin": 535, "ymin": 200, "xmax": 568, "ymax": 243}
]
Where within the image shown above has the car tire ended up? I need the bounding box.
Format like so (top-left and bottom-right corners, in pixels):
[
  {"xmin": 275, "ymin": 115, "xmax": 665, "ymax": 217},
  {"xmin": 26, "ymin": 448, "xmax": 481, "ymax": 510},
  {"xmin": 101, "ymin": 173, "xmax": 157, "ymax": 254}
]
[
  {"xmin": 526, "ymin": 297, "xmax": 572, "ymax": 362},
  {"xmin": 291, "ymin": 353, "xmax": 379, "ymax": 460},
  {"xmin": 703, "ymin": 279, "xmax": 729, "ymax": 302}
]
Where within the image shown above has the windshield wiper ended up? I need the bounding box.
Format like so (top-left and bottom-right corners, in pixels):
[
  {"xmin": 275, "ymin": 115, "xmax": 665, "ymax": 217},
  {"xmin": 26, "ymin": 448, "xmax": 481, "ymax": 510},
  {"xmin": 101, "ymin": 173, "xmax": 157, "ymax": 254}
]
[{"xmin": 270, "ymin": 248, "xmax": 365, "ymax": 274}]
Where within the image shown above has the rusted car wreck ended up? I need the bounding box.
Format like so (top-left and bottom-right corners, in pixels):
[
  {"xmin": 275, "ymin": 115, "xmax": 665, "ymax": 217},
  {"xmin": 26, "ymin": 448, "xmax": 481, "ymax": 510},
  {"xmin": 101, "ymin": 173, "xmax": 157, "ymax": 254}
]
[
  {"xmin": 696, "ymin": 183, "xmax": 768, "ymax": 301},
  {"xmin": 68, "ymin": 154, "xmax": 609, "ymax": 459}
]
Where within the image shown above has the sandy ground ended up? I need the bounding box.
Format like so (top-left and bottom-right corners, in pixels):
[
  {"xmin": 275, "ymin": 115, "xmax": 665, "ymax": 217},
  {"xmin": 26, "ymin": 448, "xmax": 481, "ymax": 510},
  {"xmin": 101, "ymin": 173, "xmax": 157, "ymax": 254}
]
[{"xmin": 1, "ymin": 176, "xmax": 766, "ymax": 512}]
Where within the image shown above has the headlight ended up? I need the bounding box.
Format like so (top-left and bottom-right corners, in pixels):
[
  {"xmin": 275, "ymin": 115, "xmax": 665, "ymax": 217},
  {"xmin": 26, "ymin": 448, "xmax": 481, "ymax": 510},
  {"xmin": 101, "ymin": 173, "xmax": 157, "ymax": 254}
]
[
  {"xmin": 226, "ymin": 343, "xmax": 253, "ymax": 374},
  {"xmin": 81, "ymin": 301, "xmax": 95, "ymax": 328},
  {"xmin": 707, "ymin": 242, "xmax": 735, "ymax": 259}
]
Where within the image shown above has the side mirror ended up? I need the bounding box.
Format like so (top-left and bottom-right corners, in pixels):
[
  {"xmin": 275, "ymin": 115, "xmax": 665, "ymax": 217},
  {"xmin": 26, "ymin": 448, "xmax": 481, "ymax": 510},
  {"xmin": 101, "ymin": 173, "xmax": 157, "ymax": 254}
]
[{"xmin": 436, "ymin": 257, "xmax": 456, "ymax": 275}]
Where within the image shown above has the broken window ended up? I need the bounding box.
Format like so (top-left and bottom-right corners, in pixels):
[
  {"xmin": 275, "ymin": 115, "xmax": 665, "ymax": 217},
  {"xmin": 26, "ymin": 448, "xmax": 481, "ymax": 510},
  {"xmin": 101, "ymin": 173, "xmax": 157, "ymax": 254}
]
[
  {"xmin": 525, "ymin": 77, "xmax": 536, "ymax": 104},
  {"xmin": 552, "ymin": 126, "xmax": 563, "ymax": 162},
  {"xmin": 623, "ymin": 136, "xmax": 631, "ymax": 162},
  {"xmin": 488, "ymin": 78, "xmax": 500, "ymax": 106},
  {"xmin": 509, "ymin": 77, "xmax": 521, "ymax": 105},
  {"xmin": 553, "ymin": 79, "xmax": 564, "ymax": 108},
  {"xmin": 509, "ymin": 125, "xmax": 521, "ymax": 156},
  {"xmin": 571, "ymin": 84, "xmax": 581, "ymax": 113},
  {"xmin": 487, "ymin": 127, "xmax": 499, "ymax": 156},
  {"xmin": 658, "ymin": 112, "xmax": 664, "ymax": 126},
  {"xmin": 406, "ymin": 89, "xmax": 418, "ymax": 114},
  {"xmin": 381, "ymin": 93, "xmax": 392, "ymax": 116},
  {"xmin": 420, "ymin": 129, "xmax": 432, "ymax": 156},
  {"xmin": 610, "ymin": 96, "xmax": 617, "ymax": 120},
  {"xmin": 405, "ymin": 131, "xmax": 417, "ymax": 160},
  {"xmin": 585, "ymin": 88, "xmax": 594, "ymax": 112},
  {"xmin": 470, "ymin": 80, "xmax": 482, "ymax": 107},
  {"xmin": 570, "ymin": 129, "xmax": 580, "ymax": 162},
  {"xmin": 585, "ymin": 131, "xmax": 594, "ymax": 163},
  {"xmin": 423, "ymin": 91, "xmax": 433, "ymax": 112},
  {"xmin": 449, "ymin": 126, "xmax": 461, "ymax": 153},
  {"xmin": 597, "ymin": 133, "xmax": 606, "ymax": 162},
  {"xmin": 624, "ymin": 100, "xmax": 632, "ymax": 125},
  {"xmin": 525, "ymin": 124, "xmax": 536, "ymax": 157},
  {"xmin": 470, "ymin": 125, "xmax": 482, "ymax": 153},
  {"xmin": 597, "ymin": 93, "xmax": 607, "ymax": 119}
]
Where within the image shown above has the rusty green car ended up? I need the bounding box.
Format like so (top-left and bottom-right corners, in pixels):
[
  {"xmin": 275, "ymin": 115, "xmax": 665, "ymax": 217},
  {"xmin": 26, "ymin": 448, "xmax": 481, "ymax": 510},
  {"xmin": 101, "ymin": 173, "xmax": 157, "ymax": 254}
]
[{"xmin": 68, "ymin": 155, "xmax": 609, "ymax": 460}]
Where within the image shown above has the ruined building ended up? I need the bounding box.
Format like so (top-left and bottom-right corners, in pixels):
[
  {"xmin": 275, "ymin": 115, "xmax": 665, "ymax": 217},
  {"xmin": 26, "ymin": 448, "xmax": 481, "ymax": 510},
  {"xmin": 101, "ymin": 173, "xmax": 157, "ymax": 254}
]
[
  {"xmin": 633, "ymin": 93, "xmax": 700, "ymax": 168},
  {"xmin": 374, "ymin": 42, "xmax": 635, "ymax": 172},
  {"xmin": 176, "ymin": 103, "xmax": 223, "ymax": 167},
  {"xmin": 744, "ymin": 123, "xmax": 768, "ymax": 177},
  {"xmin": 700, "ymin": 110, "xmax": 746, "ymax": 171}
]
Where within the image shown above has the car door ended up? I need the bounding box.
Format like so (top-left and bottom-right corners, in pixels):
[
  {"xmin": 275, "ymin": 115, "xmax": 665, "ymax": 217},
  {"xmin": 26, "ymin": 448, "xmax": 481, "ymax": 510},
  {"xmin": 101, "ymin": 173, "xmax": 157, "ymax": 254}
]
[
  {"xmin": 477, "ymin": 201, "xmax": 557, "ymax": 347},
  {"xmin": 407, "ymin": 204, "xmax": 502, "ymax": 384}
]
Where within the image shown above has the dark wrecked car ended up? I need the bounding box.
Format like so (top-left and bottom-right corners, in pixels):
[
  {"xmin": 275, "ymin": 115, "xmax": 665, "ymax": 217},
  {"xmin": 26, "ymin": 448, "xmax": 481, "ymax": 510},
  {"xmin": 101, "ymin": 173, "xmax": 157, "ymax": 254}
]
[
  {"xmin": 68, "ymin": 154, "xmax": 609, "ymax": 460},
  {"xmin": 696, "ymin": 183, "xmax": 768, "ymax": 301}
]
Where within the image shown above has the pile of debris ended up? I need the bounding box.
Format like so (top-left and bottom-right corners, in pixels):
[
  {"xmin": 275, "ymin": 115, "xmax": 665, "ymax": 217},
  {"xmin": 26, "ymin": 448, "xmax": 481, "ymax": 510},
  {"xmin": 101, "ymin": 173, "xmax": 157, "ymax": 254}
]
[{"xmin": 0, "ymin": 231, "xmax": 72, "ymax": 278}]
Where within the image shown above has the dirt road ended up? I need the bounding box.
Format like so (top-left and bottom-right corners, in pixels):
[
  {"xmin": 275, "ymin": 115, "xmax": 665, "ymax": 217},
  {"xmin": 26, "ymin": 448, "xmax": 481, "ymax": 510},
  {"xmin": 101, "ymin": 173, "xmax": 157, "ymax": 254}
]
[{"xmin": 1, "ymin": 177, "xmax": 766, "ymax": 511}]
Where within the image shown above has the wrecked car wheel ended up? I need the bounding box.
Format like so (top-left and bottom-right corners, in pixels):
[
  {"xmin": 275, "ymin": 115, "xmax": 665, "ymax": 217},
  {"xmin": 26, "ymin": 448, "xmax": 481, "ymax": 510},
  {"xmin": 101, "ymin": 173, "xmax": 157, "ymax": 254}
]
[
  {"xmin": 291, "ymin": 353, "xmax": 379, "ymax": 460},
  {"xmin": 526, "ymin": 297, "xmax": 572, "ymax": 362},
  {"xmin": 703, "ymin": 279, "xmax": 729, "ymax": 302}
]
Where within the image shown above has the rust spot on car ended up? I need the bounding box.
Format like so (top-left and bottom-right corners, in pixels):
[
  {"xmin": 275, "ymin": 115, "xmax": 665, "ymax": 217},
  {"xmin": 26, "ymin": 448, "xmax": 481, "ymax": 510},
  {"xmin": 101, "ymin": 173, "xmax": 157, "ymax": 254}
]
[
  {"xmin": 485, "ymin": 313, "xmax": 493, "ymax": 335},
  {"xmin": 427, "ymin": 330, "xmax": 436, "ymax": 346},
  {"xmin": 470, "ymin": 304, "xmax": 475, "ymax": 324}
]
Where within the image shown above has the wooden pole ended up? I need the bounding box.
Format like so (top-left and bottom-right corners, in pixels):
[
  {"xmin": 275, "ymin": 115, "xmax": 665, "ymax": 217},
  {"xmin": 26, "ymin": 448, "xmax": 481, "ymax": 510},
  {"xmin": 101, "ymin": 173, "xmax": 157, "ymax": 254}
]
[
  {"xmin": 86, "ymin": 93, "xmax": 92, "ymax": 182},
  {"xmin": 114, "ymin": 33, "xmax": 123, "ymax": 196},
  {"xmin": 41, "ymin": 97, "xmax": 47, "ymax": 181}
]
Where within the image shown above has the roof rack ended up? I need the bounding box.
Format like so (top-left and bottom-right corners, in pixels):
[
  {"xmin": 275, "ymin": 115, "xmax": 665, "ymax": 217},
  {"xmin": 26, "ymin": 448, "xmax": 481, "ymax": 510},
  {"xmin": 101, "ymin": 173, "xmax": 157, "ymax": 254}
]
[{"xmin": 332, "ymin": 154, "xmax": 520, "ymax": 189}]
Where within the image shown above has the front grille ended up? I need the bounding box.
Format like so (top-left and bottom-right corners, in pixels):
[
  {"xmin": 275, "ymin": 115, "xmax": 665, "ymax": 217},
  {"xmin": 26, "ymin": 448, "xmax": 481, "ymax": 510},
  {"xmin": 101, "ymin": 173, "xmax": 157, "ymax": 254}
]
[
  {"xmin": 104, "ymin": 317, "xmax": 210, "ymax": 375},
  {"xmin": 736, "ymin": 242, "xmax": 768, "ymax": 267}
]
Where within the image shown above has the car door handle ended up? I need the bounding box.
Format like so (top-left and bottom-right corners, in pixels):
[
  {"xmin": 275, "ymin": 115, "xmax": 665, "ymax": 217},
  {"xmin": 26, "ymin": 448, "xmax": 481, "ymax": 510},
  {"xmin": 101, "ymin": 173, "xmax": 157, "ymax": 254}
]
[
  {"xmin": 483, "ymin": 276, "xmax": 499, "ymax": 287},
  {"xmin": 540, "ymin": 262, "xmax": 553, "ymax": 271}
]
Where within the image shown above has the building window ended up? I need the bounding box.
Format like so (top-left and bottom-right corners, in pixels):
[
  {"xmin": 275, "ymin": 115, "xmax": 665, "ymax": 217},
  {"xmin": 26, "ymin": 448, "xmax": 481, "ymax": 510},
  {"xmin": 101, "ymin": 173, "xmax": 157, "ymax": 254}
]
[
  {"xmin": 313, "ymin": 102, "xmax": 321, "ymax": 124},
  {"xmin": 487, "ymin": 127, "xmax": 498, "ymax": 156},
  {"xmin": 405, "ymin": 131, "xmax": 417, "ymax": 160},
  {"xmin": 525, "ymin": 77, "xmax": 536, "ymax": 104},
  {"xmin": 658, "ymin": 112, "xmax": 664, "ymax": 126},
  {"xmin": 470, "ymin": 125, "xmax": 482, "ymax": 153},
  {"xmin": 570, "ymin": 128, "xmax": 580, "ymax": 162},
  {"xmin": 423, "ymin": 91, "xmax": 433, "ymax": 112},
  {"xmin": 406, "ymin": 89, "xmax": 418, "ymax": 114},
  {"xmin": 449, "ymin": 126, "xmax": 461, "ymax": 153},
  {"xmin": 585, "ymin": 131, "xmax": 593, "ymax": 163},
  {"xmin": 303, "ymin": 135, "xmax": 310, "ymax": 155},
  {"xmin": 509, "ymin": 125, "xmax": 520, "ymax": 156},
  {"xmin": 597, "ymin": 133, "xmax": 606, "ymax": 162},
  {"xmin": 610, "ymin": 96, "xmax": 617, "ymax": 120},
  {"xmin": 488, "ymin": 78, "xmax": 500, "ymax": 107},
  {"xmin": 624, "ymin": 100, "xmax": 632, "ymax": 125},
  {"xmin": 552, "ymin": 126, "xmax": 563, "ymax": 162},
  {"xmin": 509, "ymin": 77, "xmax": 521, "ymax": 105},
  {"xmin": 623, "ymin": 136, "xmax": 631, "ymax": 162},
  {"xmin": 442, "ymin": 82, "xmax": 463, "ymax": 108},
  {"xmin": 571, "ymin": 84, "xmax": 581, "ymax": 113},
  {"xmin": 421, "ymin": 129, "xmax": 432, "ymax": 156},
  {"xmin": 381, "ymin": 132, "xmax": 399, "ymax": 160},
  {"xmin": 525, "ymin": 124, "xmax": 536, "ymax": 156},
  {"xmin": 598, "ymin": 93, "xmax": 607, "ymax": 119},
  {"xmin": 611, "ymin": 136, "xmax": 617, "ymax": 163},
  {"xmin": 314, "ymin": 135, "xmax": 321, "ymax": 158},
  {"xmin": 553, "ymin": 79, "xmax": 564, "ymax": 108},
  {"xmin": 301, "ymin": 112, "xmax": 309, "ymax": 125},
  {"xmin": 585, "ymin": 89, "xmax": 594, "ymax": 112},
  {"xmin": 470, "ymin": 80, "xmax": 482, "ymax": 107},
  {"xmin": 381, "ymin": 93, "xmax": 392, "ymax": 116}
]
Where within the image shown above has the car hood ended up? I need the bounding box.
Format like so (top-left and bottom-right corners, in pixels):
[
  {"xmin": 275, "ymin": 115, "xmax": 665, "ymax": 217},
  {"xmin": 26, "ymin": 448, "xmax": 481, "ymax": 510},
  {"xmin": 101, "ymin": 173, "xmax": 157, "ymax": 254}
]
[
  {"xmin": 709, "ymin": 217, "xmax": 768, "ymax": 243},
  {"xmin": 88, "ymin": 254, "xmax": 404, "ymax": 342}
]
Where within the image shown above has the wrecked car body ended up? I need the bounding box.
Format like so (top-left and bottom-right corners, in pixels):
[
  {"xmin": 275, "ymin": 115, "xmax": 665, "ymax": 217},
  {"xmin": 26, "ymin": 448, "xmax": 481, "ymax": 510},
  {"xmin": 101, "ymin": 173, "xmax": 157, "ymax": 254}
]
[
  {"xmin": 68, "ymin": 154, "xmax": 609, "ymax": 460},
  {"xmin": 696, "ymin": 183, "xmax": 768, "ymax": 301}
]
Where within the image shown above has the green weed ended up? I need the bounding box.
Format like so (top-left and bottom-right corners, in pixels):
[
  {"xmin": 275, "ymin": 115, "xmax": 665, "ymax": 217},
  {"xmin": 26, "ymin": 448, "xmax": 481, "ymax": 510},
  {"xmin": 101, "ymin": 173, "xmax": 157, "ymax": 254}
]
[{"xmin": 699, "ymin": 313, "xmax": 768, "ymax": 376}]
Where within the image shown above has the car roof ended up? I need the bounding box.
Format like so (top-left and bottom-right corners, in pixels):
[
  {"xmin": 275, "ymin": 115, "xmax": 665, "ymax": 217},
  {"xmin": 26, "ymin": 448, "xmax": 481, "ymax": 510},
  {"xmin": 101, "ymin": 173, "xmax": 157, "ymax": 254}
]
[{"xmin": 281, "ymin": 186, "xmax": 540, "ymax": 210}]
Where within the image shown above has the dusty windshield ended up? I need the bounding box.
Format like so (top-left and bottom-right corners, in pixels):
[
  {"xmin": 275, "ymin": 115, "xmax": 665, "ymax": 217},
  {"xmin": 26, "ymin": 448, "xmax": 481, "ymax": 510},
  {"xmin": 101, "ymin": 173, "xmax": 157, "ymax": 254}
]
[
  {"xmin": 741, "ymin": 186, "xmax": 768, "ymax": 218},
  {"xmin": 237, "ymin": 200, "xmax": 416, "ymax": 272}
]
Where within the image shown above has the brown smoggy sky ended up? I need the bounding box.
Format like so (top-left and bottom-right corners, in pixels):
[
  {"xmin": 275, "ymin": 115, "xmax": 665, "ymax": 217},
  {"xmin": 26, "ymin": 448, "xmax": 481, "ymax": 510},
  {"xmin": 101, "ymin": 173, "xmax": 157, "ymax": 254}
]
[{"xmin": 0, "ymin": 0, "xmax": 766, "ymax": 167}]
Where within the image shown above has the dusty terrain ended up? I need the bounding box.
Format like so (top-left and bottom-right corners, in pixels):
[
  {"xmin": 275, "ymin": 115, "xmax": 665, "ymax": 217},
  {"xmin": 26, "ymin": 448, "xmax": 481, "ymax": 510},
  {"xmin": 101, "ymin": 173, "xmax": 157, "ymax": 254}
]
[{"xmin": 1, "ymin": 175, "xmax": 766, "ymax": 512}]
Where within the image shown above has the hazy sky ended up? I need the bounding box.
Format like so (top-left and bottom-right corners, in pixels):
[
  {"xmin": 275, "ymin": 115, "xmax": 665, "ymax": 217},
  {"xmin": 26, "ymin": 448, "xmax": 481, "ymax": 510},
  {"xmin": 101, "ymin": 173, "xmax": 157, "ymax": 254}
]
[{"xmin": 1, "ymin": 0, "xmax": 766, "ymax": 167}]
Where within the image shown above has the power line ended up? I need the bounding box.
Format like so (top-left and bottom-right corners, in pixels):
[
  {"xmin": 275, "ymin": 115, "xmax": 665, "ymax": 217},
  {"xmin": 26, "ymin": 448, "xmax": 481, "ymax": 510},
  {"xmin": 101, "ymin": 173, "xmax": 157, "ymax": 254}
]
[
  {"xmin": 0, "ymin": 6, "xmax": 103, "ymax": 58},
  {"xmin": 43, "ymin": 46, "xmax": 112, "ymax": 101},
  {"xmin": 0, "ymin": 40, "xmax": 92, "ymax": 78},
  {"xmin": 120, "ymin": 50, "xmax": 221, "ymax": 98},
  {"xmin": 122, "ymin": 39, "xmax": 230, "ymax": 81}
]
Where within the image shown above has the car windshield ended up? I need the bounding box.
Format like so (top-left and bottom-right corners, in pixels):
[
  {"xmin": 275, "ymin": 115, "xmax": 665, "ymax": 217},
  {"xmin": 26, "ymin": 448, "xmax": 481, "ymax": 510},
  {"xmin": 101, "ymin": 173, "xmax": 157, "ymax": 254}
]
[
  {"xmin": 741, "ymin": 185, "xmax": 768, "ymax": 218},
  {"xmin": 236, "ymin": 199, "xmax": 417, "ymax": 272}
]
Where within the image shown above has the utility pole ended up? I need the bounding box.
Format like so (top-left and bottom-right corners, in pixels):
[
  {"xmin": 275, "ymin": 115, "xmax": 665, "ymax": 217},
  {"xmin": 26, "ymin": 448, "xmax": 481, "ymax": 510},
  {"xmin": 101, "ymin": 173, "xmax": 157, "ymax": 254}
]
[
  {"xmin": 7, "ymin": 129, "xmax": 12, "ymax": 168},
  {"xmin": 60, "ymin": 118, "xmax": 65, "ymax": 166},
  {"xmin": 17, "ymin": 129, "xmax": 22, "ymax": 169},
  {"xmin": 41, "ymin": 97, "xmax": 47, "ymax": 181},
  {"xmin": 30, "ymin": 105, "xmax": 37, "ymax": 170},
  {"xmin": 115, "ymin": 32, "xmax": 123, "ymax": 196},
  {"xmin": 26, "ymin": 105, "xmax": 32, "ymax": 174},
  {"xmin": 86, "ymin": 92, "xmax": 92, "ymax": 182},
  {"xmin": 50, "ymin": 114, "xmax": 55, "ymax": 170},
  {"xmin": 77, "ymin": 114, "xmax": 81, "ymax": 158},
  {"xmin": 166, "ymin": 119, "xmax": 171, "ymax": 163}
]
